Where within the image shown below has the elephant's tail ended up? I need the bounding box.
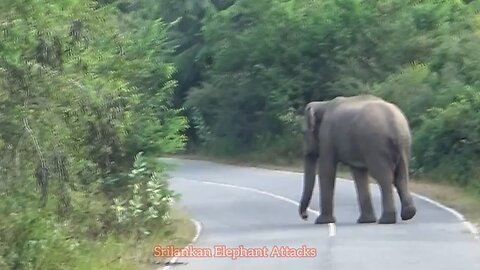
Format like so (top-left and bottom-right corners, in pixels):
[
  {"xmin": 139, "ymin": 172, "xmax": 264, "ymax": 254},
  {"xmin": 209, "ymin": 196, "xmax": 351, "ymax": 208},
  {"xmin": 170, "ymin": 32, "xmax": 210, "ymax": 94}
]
[
  {"xmin": 393, "ymin": 147, "xmax": 410, "ymax": 193},
  {"xmin": 393, "ymin": 151, "xmax": 408, "ymax": 187},
  {"xmin": 390, "ymin": 136, "xmax": 411, "ymax": 188}
]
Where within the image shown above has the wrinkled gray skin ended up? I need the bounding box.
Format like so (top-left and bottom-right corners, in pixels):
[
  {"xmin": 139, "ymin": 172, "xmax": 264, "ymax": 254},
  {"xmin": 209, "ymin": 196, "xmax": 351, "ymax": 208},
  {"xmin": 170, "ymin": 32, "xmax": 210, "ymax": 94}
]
[{"xmin": 299, "ymin": 95, "xmax": 417, "ymax": 224}]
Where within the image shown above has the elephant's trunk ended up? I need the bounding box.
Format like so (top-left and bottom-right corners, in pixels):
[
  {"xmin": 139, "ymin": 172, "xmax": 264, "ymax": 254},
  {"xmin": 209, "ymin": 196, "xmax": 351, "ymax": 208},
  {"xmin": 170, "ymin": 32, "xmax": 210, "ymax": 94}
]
[
  {"xmin": 299, "ymin": 153, "xmax": 317, "ymax": 220},
  {"xmin": 299, "ymin": 102, "xmax": 320, "ymax": 220}
]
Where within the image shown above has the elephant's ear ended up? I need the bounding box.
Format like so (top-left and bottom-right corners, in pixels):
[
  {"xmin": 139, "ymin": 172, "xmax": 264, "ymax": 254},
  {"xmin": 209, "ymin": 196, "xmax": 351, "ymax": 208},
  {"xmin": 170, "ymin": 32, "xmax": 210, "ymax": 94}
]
[
  {"xmin": 304, "ymin": 103, "xmax": 318, "ymax": 133},
  {"xmin": 308, "ymin": 105, "xmax": 316, "ymax": 132}
]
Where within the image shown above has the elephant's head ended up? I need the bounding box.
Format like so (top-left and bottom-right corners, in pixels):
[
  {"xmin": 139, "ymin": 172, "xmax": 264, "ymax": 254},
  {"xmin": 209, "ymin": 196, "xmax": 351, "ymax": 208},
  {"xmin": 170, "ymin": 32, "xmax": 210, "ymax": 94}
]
[
  {"xmin": 299, "ymin": 101, "xmax": 328, "ymax": 220},
  {"xmin": 302, "ymin": 102, "xmax": 328, "ymax": 155}
]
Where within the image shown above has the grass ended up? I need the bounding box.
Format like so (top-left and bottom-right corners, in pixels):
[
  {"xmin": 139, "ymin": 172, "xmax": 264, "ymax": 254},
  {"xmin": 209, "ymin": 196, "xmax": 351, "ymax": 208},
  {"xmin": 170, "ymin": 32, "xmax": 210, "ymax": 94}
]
[
  {"xmin": 144, "ymin": 207, "xmax": 197, "ymax": 269},
  {"xmin": 174, "ymin": 153, "xmax": 480, "ymax": 228},
  {"xmin": 70, "ymin": 207, "xmax": 196, "ymax": 270}
]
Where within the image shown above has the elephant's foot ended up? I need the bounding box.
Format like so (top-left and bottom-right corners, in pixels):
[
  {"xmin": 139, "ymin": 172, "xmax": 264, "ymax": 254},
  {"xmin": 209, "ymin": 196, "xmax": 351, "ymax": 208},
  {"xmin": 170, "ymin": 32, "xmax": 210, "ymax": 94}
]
[
  {"xmin": 357, "ymin": 213, "xmax": 377, "ymax": 224},
  {"xmin": 315, "ymin": 214, "xmax": 336, "ymax": 224},
  {"xmin": 378, "ymin": 212, "xmax": 397, "ymax": 224},
  {"xmin": 299, "ymin": 210, "xmax": 309, "ymax": 220},
  {"xmin": 401, "ymin": 205, "xmax": 416, "ymax": 221}
]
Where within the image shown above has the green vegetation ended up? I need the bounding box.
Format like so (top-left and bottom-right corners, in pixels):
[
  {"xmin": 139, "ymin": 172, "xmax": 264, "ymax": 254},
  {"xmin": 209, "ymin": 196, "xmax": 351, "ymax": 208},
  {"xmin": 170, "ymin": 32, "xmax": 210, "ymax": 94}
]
[
  {"xmin": 0, "ymin": 0, "xmax": 189, "ymax": 269},
  {"xmin": 168, "ymin": 0, "xmax": 480, "ymax": 195},
  {"xmin": 2, "ymin": 0, "xmax": 480, "ymax": 268}
]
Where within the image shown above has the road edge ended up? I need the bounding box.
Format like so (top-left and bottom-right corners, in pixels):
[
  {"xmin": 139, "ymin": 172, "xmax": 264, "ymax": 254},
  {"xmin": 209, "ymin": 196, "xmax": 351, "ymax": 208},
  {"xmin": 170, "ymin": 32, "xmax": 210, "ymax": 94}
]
[
  {"xmin": 161, "ymin": 218, "xmax": 203, "ymax": 270},
  {"xmin": 338, "ymin": 176, "xmax": 479, "ymax": 239},
  {"xmin": 409, "ymin": 191, "xmax": 479, "ymax": 239}
]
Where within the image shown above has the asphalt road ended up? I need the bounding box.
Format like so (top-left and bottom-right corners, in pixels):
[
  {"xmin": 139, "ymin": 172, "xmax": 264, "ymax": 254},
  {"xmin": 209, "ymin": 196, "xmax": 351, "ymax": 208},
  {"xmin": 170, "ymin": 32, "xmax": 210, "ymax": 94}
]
[{"xmin": 160, "ymin": 158, "xmax": 480, "ymax": 270}]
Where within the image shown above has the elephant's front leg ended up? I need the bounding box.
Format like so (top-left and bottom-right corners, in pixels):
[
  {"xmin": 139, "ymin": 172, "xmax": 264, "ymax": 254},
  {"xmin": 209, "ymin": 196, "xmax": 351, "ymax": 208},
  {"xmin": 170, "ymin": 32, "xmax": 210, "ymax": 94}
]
[
  {"xmin": 350, "ymin": 167, "xmax": 376, "ymax": 223},
  {"xmin": 315, "ymin": 159, "xmax": 337, "ymax": 224}
]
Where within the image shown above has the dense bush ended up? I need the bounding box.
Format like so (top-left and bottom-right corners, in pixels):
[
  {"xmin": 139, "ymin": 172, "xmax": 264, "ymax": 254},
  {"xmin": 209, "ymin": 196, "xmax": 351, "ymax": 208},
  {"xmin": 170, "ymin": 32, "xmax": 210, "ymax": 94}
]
[
  {"xmin": 153, "ymin": 0, "xmax": 480, "ymax": 190},
  {"xmin": 110, "ymin": 152, "xmax": 177, "ymax": 237},
  {"xmin": 0, "ymin": 0, "xmax": 187, "ymax": 268},
  {"xmin": 413, "ymin": 91, "xmax": 480, "ymax": 191}
]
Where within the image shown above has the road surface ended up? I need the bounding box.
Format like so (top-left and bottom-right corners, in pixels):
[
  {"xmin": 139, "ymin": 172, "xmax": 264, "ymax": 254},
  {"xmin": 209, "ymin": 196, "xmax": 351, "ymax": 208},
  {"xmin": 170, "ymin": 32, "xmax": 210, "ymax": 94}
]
[{"xmin": 160, "ymin": 158, "xmax": 480, "ymax": 270}]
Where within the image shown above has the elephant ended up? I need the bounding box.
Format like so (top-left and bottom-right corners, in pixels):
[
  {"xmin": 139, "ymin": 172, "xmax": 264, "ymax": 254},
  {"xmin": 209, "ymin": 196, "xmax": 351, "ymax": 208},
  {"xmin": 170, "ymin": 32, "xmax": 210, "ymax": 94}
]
[{"xmin": 298, "ymin": 95, "xmax": 417, "ymax": 224}]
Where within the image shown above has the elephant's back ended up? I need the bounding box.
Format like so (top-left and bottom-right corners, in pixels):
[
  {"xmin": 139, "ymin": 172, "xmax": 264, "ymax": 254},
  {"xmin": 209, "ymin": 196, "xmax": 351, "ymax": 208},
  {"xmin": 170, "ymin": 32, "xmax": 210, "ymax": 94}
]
[
  {"xmin": 326, "ymin": 96, "xmax": 411, "ymax": 166},
  {"xmin": 363, "ymin": 100, "xmax": 410, "ymax": 139},
  {"xmin": 332, "ymin": 98, "xmax": 411, "ymax": 146}
]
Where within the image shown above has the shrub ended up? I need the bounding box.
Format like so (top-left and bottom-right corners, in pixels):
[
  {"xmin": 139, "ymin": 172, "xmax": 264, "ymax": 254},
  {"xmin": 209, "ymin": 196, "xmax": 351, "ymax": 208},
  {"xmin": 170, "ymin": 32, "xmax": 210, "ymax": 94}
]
[
  {"xmin": 413, "ymin": 89, "xmax": 480, "ymax": 191},
  {"xmin": 110, "ymin": 152, "xmax": 178, "ymax": 238}
]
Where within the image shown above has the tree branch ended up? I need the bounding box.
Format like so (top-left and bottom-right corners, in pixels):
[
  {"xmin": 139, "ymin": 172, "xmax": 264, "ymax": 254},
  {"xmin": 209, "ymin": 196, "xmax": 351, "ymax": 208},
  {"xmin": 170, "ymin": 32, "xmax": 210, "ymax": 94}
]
[{"xmin": 23, "ymin": 101, "xmax": 49, "ymax": 206}]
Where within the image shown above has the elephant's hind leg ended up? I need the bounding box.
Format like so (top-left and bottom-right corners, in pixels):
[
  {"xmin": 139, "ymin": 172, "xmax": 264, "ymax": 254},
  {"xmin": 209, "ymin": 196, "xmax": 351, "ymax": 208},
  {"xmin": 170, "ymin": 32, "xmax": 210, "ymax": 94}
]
[
  {"xmin": 350, "ymin": 167, "xmax": 376, "ymax": 223},
  {"xmin": 394, "ymin": 156, "xmax": 416, "ymax": 221},
  {"xmin": 368, "ymin": 161, "xmax": 397, "ymax": 224}
]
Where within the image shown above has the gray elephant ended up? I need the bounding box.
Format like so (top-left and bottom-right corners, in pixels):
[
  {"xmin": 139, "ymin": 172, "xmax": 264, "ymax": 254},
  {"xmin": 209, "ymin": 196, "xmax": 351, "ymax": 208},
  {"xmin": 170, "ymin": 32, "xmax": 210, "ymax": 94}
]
[{"xmin": 299, "ymin": 95, "xmax": 417, "ymax": 224}]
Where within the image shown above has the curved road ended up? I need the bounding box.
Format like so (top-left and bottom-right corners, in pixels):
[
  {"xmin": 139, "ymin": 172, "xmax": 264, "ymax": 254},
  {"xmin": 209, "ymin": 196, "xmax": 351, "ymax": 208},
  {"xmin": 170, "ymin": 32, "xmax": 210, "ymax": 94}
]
[{"xmin": 161, "ymin": 158, "xmax": 480, "ymax": 270}]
